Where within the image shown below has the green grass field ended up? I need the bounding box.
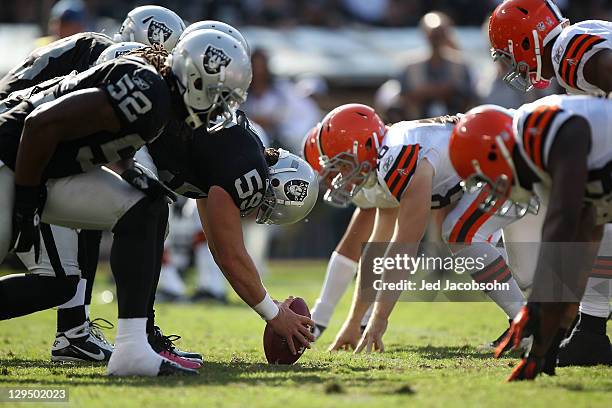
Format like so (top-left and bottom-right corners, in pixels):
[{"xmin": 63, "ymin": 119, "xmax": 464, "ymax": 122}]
[{"xmin": 0, "ymin": 261, "xmax": 610, "ymax": 408}]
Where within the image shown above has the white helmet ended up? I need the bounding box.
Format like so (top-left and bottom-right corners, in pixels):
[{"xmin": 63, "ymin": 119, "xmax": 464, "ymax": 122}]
[
  {"xmin": 256, "ymin": 149, "xmax": 319, "ymax": 225},
  {"xmin": 116, "ymin": 5, "xmax": 185, "ymax": 51},
  {"xmin": 180, "ymin": 20, "xmax": 250, "ymax": 55},
  {"xmin": 95, "ymin": 42, "xmax": 145, "ymax": 65},
  {"xmin": 168, "ymin": 29, "xmax": 252, "ymax": 132}
]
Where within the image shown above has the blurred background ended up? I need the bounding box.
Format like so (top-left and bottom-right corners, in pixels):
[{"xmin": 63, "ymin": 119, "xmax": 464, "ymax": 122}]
[{"xmin": 0, "ymin": 0, "xmax": 610, "ymax": 293}]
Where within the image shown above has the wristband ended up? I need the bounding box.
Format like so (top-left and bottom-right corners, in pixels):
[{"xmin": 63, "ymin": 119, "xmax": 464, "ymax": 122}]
[{"xmin": 253, "ymin": 293, "xmax": 280, "ymax": 321}]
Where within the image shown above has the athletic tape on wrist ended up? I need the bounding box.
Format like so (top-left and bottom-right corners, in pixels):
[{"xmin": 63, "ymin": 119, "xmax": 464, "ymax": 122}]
[{"xmin": 253, "ymin": 293, "xmax": 279, "ymax": 321}]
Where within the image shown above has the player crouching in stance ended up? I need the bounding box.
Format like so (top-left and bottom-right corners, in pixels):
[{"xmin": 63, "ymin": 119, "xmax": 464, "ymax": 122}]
[
  {"xmin": 448, "ymin": 94, "xmax": 612, "ymax": 380},
  {"xmin": 488, "ymin": 0, "xmax": 612, "ymax": 367},
  {"xmin": 304, "ymin": 104, "xmax": 527, "ymax": 353}
]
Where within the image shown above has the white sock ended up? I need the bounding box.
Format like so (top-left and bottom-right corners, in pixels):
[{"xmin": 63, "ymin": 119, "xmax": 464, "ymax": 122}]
[
  {"xmin": 57, "ymin": 278, "xmax": 86, "ymax": 310},
  {"xmin": 312, "ymin": 252, "xmax": 358, "ymax": 327},
  {"xmin": 107, "ymin": 318, "xmax": 162, "ymax": 376},
  {"xmin": 580, "ymin": 277, "xmax": 612, "ymax": 318},
  {"xmin": 460, "ymin": 245, "xmax": 524, "ymax": 319},
  {"xmin": 195, "ymin": 243, "xmax": 226, "ymax": 297}
]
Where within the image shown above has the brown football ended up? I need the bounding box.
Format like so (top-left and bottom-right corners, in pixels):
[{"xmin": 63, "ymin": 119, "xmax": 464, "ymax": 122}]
[{"xmin": 263, "ymin": 297, "xmax": 311, "ymax": 364}]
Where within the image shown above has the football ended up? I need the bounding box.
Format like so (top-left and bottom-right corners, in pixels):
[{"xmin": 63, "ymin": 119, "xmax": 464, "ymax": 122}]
[{"xmin": 263, "ymin": 297, "xmax": 311, "ymax": 364}]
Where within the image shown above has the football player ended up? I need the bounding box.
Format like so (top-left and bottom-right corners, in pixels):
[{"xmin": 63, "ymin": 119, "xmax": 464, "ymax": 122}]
[
  {"xmin": 302, "ymin": 104, "xmax": 527, "ymax": 352},
  {"xmin": 303, "ymin": 121, "xmax": 395, "ymax": 340},
  {"xmin": 0, "ymin": 5, "xmax": 185, "ymax": 364},
  {"xmin": 0, "ymin": 29, "xmax": 240, "ymax": 376},
  {"xmin": 489, "ymin": 0, "xmax": 612, "ymax": 366},
  {"xmin": 449, "ymin": 95, "xmax": 611, "ymax": 380}
]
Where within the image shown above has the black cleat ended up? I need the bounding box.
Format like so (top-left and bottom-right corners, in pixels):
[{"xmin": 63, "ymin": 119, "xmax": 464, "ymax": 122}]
[
  {"xmin": 158, "ymin": 359, "xmax": 198, "ymax": 376},
  {"xmin": 557, "ymin": 331, "xmax": 612, "ymax": 366},
  {"xmin": 190, "ymin": 289, "xmax": 228, "ymax": 304},
  {"xmin": 51, "ymin": 321, "xmax": 114, "ymax": 363},
  {"xmin": 311, "ymin": 324, "xmax": 326, "ymax": 340},
  {"xmin": 149, "ymin": 326, "xmax": 203, "ymax": 363}
]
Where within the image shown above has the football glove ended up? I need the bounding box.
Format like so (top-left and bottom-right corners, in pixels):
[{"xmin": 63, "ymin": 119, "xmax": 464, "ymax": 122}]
[
  {"xmin": 11, "ymin": 184, "xmax": 46, "ymax": 263},
  {"xmin": 120, "ymin": 163, "xmax": 177, "ymax": 203}
]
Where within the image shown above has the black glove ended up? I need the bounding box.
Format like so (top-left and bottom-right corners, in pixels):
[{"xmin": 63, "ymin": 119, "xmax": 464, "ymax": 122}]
[
  {"xmin": 11, "ymin": 184, "xmax": 46, "ymax": 263},
  {"xmin": 120, "ymin": 163, "xmax": 177, "ymax": 203}
]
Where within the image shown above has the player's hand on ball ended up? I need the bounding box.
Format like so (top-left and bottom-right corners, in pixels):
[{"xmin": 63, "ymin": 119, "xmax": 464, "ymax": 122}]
[
  {"xmin": 355, "ymin": 317, "xmax": 387, "ymax": 353},
  {"xmin": 268, "ymin": 301, "xmax": 315, "ymax": 355},
  {"xmin": 328, "ymin": 320, "xmax": 362, "ymax": 351}
]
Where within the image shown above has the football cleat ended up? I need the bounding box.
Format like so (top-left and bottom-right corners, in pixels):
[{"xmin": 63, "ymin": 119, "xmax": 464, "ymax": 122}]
[
  {"xmin": 484, "ymin": 320, "xmax": 532, "ymax": 354},
  {"xmin": 157, "ymin": 359, "xmax": 198, "ymax": 376},
  {"xmin": 495, "ymin": 304, "xmax": 539, "ymax": 358},
  {"xmin": 507, "ymin": 355, "xmax": 544, "ymax": 382},
  {"xmin": 51, "ymin": 321, "xmax": 114, "ymax": 363},
  {"xmin": 557, "ymin": 331, "xmax": 612, "ymax": 367},
  {"xmin": 149, "ymin": 326, "xmax": 203, "ymax": 368},
  {"xmin": 190, "ymin": 289, "xmax": 228, "ymax": 304},
  {"xmin": 311, "ymin": 324, "xmax": 326, "ymax": 340}
]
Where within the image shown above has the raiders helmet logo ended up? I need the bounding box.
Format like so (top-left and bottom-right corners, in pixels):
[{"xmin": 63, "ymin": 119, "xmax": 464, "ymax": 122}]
[
  {"xmin": 143, "ymin": 16, "xmax": 173, "ymax": 45},
  {"xmin": 203, "ymin": 46, "xmax": 232, "ymax": 75},
  {"xmin": 284, "ymin": 180, "xmax": 309, "ymax": 203}
]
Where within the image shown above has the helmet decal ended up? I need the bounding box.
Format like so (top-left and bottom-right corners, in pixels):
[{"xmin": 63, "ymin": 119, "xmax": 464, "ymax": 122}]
[
  {"xmin": 284, "ymin": 180, "xmax": 310, "ymax": 203},
  {"xmin": 143, "ymin": 16, "xmax": 173, "ymax": 45},
  {"xmin": 203, "ymin": 45, "xmax": 232, "ymax": 75}
]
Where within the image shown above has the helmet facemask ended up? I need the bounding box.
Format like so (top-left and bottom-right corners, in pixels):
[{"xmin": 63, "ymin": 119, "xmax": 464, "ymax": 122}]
[
  {"xmin": 492, "ymin": 34, "xmax": 550, "ymax": 93},
  {"xmin": 320, "ymin": 151, "xmax": 372, "ymax": 208}
]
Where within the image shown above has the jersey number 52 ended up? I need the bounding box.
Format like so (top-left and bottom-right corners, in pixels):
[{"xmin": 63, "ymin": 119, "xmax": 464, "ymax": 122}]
[{"xmin": 107, "ymin": 73, "xmax": 152, "ymax": 122}]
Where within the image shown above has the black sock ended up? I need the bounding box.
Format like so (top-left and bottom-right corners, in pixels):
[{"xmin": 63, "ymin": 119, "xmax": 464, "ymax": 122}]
[
  {"xmin": 110, "ymin": 198, "xmax": 168, "ymax": 319},
  {"xmin": 57, "ymin": 306, "xmax": 87, "ymax": 333},
  {"xmin": 575, "ymin": 312, "xmax": 607, "ymax": 335},
  {"xmin": 79, "ymin": 230, "xmax": 102, "ymax": 307},
  {"xmin": 0, "ymin": 274, "xmax": 79, "ymax": 320}
]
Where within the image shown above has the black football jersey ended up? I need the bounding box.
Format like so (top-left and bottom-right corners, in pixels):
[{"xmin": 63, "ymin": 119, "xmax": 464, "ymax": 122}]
[
  {"xmin": 147, "ymin": 111, "xmax": 270, "ymax": 215},
  {"xmin": 0, "ymin": 32, "xmax": 114, "ymax": 100},
  {"xmin": 0, "ymin": 56, "xmax": 172, "ymax": 179}
]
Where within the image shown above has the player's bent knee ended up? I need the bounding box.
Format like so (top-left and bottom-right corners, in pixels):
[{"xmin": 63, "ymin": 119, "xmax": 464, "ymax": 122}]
[{"xmin": 113, "ymin": 197, "xmax": 169, "ymax": 235}]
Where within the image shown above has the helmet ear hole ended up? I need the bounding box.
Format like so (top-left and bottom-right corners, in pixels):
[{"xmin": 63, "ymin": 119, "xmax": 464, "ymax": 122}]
[
  {"xmin": 488, "ymin": 152, "xmax": 498, "ymax": 161},
  {"xmin": 194, "ymin": 78, "xmax": 203, "ymax": 90},
  {"xmin": 271, "ymin": 178, "xmax": 281, "ymax": 187},
  {"xmin": 365, "ymin": 138, "xmax": 373, "ymax": 150},
  {"xmin": 522, "ymin": 37, "xmax": 530, "ymax": 50}
]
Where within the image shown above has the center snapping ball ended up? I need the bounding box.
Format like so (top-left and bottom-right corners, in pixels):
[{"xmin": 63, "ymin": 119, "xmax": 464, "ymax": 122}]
[{"xmin": 263, "ymin": 297, "xmax": 310, "ymax": 364}]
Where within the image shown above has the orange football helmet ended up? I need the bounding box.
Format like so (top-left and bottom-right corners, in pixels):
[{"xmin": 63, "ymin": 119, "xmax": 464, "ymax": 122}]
[
  {"xmin": 302, "ymin": 124, "xmax": 322, "ymax": 173},
  {"xmin": 449, "ymin": 105, "xmax": 538, "ymax": 216},
  {"xmin": 317, "ymin": 104, "xmax": 386, "ymax": 207},
  {"xmin": 489, "ymin": 0, "xmax": 568, "ymax": 92}
]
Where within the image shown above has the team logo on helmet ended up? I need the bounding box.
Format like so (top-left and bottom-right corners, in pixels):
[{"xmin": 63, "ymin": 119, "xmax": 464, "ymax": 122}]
[
  {"xmin": 284, "ymin": 180, "xmax": 309, "ymax": 203},
  {"xmin": 203, "ymin": 45, "xmax": 232, "ymax": 75},
  {"xmin": 143, "ymin": 16, "xmax": 173, "ymax": 45}
]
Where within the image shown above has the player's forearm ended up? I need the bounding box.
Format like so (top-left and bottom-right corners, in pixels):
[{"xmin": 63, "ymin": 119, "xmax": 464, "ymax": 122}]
[{"xmin": 216, "ymin": 249, "xmax": 267, "ymax": 307}]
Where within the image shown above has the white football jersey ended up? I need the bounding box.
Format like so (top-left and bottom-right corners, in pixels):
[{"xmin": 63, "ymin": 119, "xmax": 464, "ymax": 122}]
[
  {"xmin": 551, "ymin": 20, "xmax": 612, "ymax": 96},
  {"xmin": 375, "ymin": 121, "xmax": 462, "ymax": 208},
  {"xmin": 514, "ymin": 94, "xmax": 612, "ymax": 224}
]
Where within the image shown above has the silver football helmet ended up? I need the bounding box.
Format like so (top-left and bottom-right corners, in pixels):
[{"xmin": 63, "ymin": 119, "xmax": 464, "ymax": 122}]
[
  {"xmin": 168, "ymin": 29, "xmax": 252, "ymax": 132},
  {"xmin": 94, "ymin": 42, "xmax": 144, "ymax": 65},
  {"xmin": 116, "ymin": 5, "xmax": 185, "ymax": 51},
  {"xmin": 256, "ymin": 149, "xmax": 319, "ymax": 225},
  {"xmin": 180, "ymin": 20, "xmax": 250, "ymax": 55}
]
